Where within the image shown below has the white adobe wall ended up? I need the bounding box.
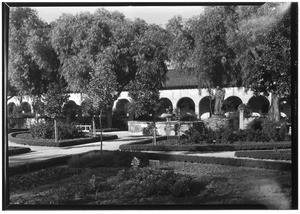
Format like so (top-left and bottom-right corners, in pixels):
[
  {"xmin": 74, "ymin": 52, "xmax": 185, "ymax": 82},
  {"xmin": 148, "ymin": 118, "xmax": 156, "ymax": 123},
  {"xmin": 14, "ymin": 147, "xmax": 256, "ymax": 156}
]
[{"xmin": 7, "ymin": 87, "xmax": 272, "ymax": 117}]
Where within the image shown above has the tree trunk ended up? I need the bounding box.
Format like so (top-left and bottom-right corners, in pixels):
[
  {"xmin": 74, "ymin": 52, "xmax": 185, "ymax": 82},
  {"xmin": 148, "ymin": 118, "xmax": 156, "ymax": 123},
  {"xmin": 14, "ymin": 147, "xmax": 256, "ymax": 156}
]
[
  {"xmin": 54, "ymin": 118, "xmax": 58, "ymax": 142},
  {"xmin": 152, "ymin": 113, "xmax": 157, "ymax": 145},
  {"xmin": 99, "ymin": 111, "xmax": 103, "ymax": 156},
  {"xmin": 92, "ymin": 116, "xmax": 96, "ymax": 137},
  {"xmin": 106, "ymin": 107, "xmax": 113, "ymax": 128},
  {"xmin": 269, "ymin": 92, "xmax": 280, "ymax": 121}
]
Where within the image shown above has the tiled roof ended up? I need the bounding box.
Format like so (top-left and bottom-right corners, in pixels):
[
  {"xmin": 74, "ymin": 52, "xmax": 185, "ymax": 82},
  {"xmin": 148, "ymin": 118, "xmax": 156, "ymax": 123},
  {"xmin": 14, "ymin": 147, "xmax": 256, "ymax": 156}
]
[{"xmin": 163, "ymin": 69, "xmax": 198, "ymax": 89}]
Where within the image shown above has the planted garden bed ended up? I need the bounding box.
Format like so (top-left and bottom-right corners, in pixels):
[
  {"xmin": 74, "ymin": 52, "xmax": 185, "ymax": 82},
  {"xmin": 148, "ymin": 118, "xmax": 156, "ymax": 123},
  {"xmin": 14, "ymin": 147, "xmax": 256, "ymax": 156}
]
[
  {"xmin": 235, "ymin": 150, "xmax": 291, "ymax": 161},
  {"xmin": 8, "ymin": 150, "xmax": 292, "ymax": 208},
  {"xmin": 8, "ymin": 131, "xmax": 118, "ymax": 147}
]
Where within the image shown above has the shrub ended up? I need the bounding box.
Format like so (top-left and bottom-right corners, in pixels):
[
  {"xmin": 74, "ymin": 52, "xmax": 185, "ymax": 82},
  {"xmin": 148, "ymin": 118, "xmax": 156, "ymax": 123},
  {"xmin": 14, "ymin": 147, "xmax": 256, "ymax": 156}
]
[
  {"xmin": 108, "ymin": 167, "xmax": 193, "ymax": 198},
  {"xmin": 183, "ymin": 122, "xmax": 212, "ymax": 144},
  {"xmin": 31, "ymin": 121, "xmax": 84, "ymax": 140},
  {"xmin": 262, "ymin": 118, "xmax": 287, "ymax": 141},
  {"xmin": 246, "ymin": 118, "xmax": 263, "ymax": 131},
  {"xmin": 142, "ymin": 123, "xmax": 158, "ymax": 136}
]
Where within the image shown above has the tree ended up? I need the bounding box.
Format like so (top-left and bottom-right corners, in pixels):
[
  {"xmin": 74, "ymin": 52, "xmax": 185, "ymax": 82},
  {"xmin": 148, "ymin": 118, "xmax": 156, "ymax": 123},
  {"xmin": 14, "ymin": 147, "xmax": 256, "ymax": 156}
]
[
  {"xmin": 128, "ymin": 83, "xmax": 161, "ymax": 145},
  {"xmin": 43, "ymin": 82, "xmax": 70, "ymax": 142},
  {"xmin": 227, "ymin": 3, "xmax": 291, "ymax": 121},
  {"xmin": 127, "ymin": 24, "xmax": 170, "ymax": 144},
  {"xmin": 167, "ymin": 7, "xmax": 242, "ymax": 116},
  {"xmin": 9, "ymin": 7, "xmax": 62, "ymax": 119},
  {"xmin": 86, "ymin": 63, "xmax": 118, "ymax": 155},
  {"xmin": 51, "ymin": 10, "xmax": 170, "ymax": 128},
  {"xmin": 51, "ymin": 9, "xmax": 136, "ymax": 128}
]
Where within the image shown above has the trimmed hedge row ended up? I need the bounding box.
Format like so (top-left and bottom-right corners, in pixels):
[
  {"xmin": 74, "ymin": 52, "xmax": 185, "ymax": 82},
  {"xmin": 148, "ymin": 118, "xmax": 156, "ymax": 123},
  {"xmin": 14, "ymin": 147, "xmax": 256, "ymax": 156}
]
[
  {"xmin": 8, "ymin": 128, "xmax": 30, "ymax": 134},
  {"xmin": 8, "ymin": 131, "xmax": 118, "ymax": 147},
  {"xmin": 126, "ymin": 136, "xmax": 168, "ymax": 145},
  {"xmin": 144, "ymin": 153, "xmax": 291, "ymax": 171},
  {"xmin": 9, "ymin": 155, "xmax": 73, "ymax": 175},
  {"xmin": 119, "ymin": 141, "xmax": 291, "ymax": 152},
  {"xmin": 8, "ymin": 147, "xmax": 31, "ymax": 156},
  {"xmin": 9, "ymin": 149, "xmax": 291, "ymax": 176},
  {"xmin": 235, "ymin": 150, "xmax": 291, "ymax": 161}
]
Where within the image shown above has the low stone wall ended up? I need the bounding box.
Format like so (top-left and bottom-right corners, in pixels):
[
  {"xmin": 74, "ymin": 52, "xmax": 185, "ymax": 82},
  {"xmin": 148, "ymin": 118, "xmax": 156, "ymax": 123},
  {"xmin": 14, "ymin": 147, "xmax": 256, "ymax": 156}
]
[
  {"xmin": 128, "ymin": 121, "xmax": 201, "ymax": 136},
  {"xmin": 203, "ymin": 116, "xmax": 229, "ymax": 131}
]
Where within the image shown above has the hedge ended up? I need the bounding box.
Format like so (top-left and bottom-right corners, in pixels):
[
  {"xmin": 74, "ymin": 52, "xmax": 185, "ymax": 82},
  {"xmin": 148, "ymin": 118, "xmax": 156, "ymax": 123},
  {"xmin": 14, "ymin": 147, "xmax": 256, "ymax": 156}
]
[
  {"xmin": 8, "ymin": 149, "xmax": 291, "ymax": 176},
  {"xmin": 119, "ymin": 141, "xmax": 291, "ymax": 152},
  {"xmin": 144, "ymin": 153, "xmax": 291, "ymax": 171},
  {"xmin": 8, "ymin": 147, "xmax": 31, "ymax": 156},
  {"xmin": 8, "ymin": 131, "xmax": 118, "ymax": 147},
  {"xmin": 235, "ymin": 150, "xmax": 291, "ymax": 161},
  {"xmin": 9, "ymin": 155, "xmax": 73, "ymax": 175}
]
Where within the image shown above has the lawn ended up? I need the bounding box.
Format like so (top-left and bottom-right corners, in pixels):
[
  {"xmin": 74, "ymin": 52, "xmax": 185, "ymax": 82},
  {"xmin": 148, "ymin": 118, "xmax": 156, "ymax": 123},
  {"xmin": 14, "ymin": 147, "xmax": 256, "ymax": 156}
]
[{"xmin": 9, "ymin": 158, "xmax": 292, "ymax": 209}]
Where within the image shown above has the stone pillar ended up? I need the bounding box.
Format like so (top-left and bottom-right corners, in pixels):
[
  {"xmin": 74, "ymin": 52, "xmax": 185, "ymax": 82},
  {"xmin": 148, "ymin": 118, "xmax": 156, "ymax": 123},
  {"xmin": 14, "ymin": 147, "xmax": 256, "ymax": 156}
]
[
  {"xmin": 239, "ymin": 108, "xmax": 244, "ymax": 130},
  {"xmin": 238, "ymin": 104, "xmax": 247, "ymax": 130},
  {"xmin": 195, "ymin": 104, "xmax": 200, "ymax": 119}
]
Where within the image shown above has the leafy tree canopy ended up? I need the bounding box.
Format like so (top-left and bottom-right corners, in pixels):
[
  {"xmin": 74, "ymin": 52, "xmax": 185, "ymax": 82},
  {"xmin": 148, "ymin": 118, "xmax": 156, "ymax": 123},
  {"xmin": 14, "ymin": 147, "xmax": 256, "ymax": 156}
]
[{"xmin": 9, "ymin": 7, "xmax": 61, "ymax": 97}]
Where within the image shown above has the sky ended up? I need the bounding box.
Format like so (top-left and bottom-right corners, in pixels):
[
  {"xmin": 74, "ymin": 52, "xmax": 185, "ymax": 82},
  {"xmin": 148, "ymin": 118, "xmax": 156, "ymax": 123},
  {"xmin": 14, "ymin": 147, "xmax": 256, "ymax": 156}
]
[{"xmin": 33, "ymin": 6, "xmax": 205, "ymax": 27}]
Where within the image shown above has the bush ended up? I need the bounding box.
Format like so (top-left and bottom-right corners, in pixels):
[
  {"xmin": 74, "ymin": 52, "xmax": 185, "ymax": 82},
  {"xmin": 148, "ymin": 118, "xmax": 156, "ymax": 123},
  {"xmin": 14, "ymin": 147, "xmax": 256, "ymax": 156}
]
[
  {"xmin": 108, "ymin": 167, "xmax": 193, "ymax": 198},
  {"xmin": 262, "ymin": 118, "xmax": 287, "ymax": 141},
  {"xmin": 246, "ymin": 118, "xmax": 263, "ymax": 131},
  {"xmin": 31, "ymin": 121, "xmax": 85, "ymax": 140},
  {"xmin": 142, "ymin": 124, "xmax": 158, "ymax": 136}
]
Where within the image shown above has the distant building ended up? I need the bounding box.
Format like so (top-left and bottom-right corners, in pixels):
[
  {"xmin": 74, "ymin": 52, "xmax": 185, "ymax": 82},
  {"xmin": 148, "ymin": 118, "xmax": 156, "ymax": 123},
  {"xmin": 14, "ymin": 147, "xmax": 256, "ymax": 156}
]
[{"xmin": 8, "ymin": 69, "xmax": 291, "ymax": 122}]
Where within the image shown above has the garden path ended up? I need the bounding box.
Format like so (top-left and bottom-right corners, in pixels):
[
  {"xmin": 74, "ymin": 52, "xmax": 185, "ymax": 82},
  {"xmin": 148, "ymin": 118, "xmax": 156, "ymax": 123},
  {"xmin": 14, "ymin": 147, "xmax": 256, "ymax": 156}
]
[{"xmin": 8, "ymin": 131, "xmax": 152, "ymax": 167}]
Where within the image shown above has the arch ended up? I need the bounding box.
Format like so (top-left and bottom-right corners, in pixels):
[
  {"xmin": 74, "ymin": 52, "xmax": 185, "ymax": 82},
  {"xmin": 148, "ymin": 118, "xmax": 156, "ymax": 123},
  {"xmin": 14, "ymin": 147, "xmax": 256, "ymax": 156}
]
[
  {"xmin": 247, "ymin": 95, "xmax": 270, "ymax": 115},
  {"xmin": 177, "ymin": 97, "xmax": 196, "ymax": 120},
  {"xmin": 279, "ymin": 97, "xmax": 291, "ymax": 119},
  {"xmin": 20, "ymin": 102, "xmax": 31, "ymax": 113},
  {"xmin": 223, "ymin": 96, "xmax": 243, "ymax": 113},
  {"xmin": 157, "ymin": 98, "xmax": 173, "ymax": 116},
  {"xmin": 115, "ymin": 99, "xmax": 130, "ymax": 116},
  {"xmin": 199, "ymin": 96, "xmax": 213, "ymax": 119}
]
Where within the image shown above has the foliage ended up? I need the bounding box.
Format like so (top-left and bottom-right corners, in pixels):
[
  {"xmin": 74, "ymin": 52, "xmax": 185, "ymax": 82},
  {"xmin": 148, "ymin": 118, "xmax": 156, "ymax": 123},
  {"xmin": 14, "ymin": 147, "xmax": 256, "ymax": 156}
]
[
  {"xmin": 42, "ymin": 82, "xmax": 70, "ymax": 119},
  {"xmin": 108, "ymin": 167, "xmax": 193, "ymax": 198},
  {"xmin": 9, "ymin": 167, "xmax": 83, "ymax": 192},
  {"xmin": 142, "ymin": 123, "xmax": 158, "ymax": 136},
  {"xmin": 167, "ymin": 7, "xmax": 241, "ymax": 89},
  {"xmin": 181, "ymin": 118, "xmax": 289, "ymax": 144},
  {"xmin": 62, "ymin": 100, "xmax": 81, "ymax": 123},
  {"xmin": 30, "ymin": 121, "xmax": 84, "ymax": 140},
  {"xmin": 262, "ymin": 118, "xmax": 288, "ymax": 141},
  {"xmin": 8, "ymin": 7, "xmax": 61, "ymax": 97}
]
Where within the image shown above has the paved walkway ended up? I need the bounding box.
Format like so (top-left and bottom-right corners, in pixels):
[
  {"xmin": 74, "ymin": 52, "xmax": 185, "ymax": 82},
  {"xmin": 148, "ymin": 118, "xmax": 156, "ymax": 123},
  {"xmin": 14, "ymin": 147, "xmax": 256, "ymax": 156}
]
[
  {"xmin": 8, "ymin": 131, "xmax": 153, "ymax": 167},
  {"xmin": 8, "ymin": 131, "xmax": 287, "ymax": 167}
]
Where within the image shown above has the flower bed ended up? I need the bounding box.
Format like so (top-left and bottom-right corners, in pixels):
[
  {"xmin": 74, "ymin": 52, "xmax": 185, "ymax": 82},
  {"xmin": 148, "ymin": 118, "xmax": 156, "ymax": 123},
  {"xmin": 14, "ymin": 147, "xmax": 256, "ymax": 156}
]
[
  {"xmin": 8, "ymin": 146, "xmax": 31, "ymax": 156},
  {"xmin": 8, "ymin": 131, "xmax": 118, "ymax": 147},
  {"xmin": 119, "ymin": 141, "xmax": 291, "ymax": 152},
  {"xmin": 235, "ymin": 150, "xmax": 291, "ymax": 161}
]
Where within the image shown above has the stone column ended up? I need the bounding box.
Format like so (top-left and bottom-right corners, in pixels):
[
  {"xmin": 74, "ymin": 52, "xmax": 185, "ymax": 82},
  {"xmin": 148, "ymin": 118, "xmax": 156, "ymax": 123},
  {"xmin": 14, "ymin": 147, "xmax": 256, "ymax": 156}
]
[
  {"xmin": 239, "ymin": 108, "xmax": 244, "ymax": 130},
  {"xmin": 238, "ymin": 104, "xmax": 246, "ymax": 130}
]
